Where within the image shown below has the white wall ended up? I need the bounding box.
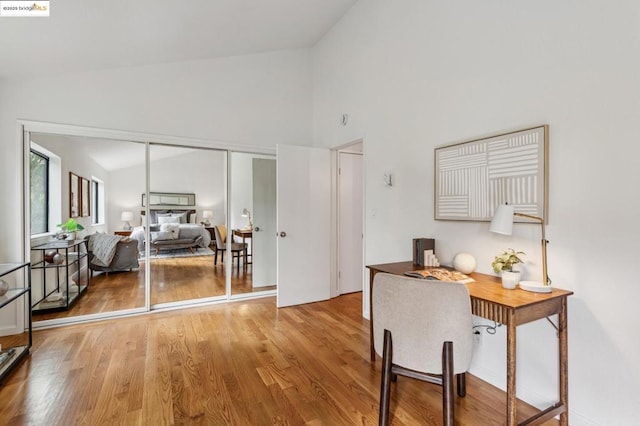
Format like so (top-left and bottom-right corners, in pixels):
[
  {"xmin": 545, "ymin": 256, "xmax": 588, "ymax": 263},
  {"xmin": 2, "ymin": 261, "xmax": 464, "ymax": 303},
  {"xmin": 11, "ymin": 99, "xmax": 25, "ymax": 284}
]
[
  {"xmin": 109, "ymin": 148, "xmax": 226, "ymax": 230},
  {"xmin": 0, "ymin": 48, "xmax": 312, "ymax": 261},
  {"xmin": 229, "ymin": 152, "xmax": 276, "ymax": 231},
  {"xmin": 229, "ymin": 153, "xmax": 255, "ymax": 231},
  {"xmin": 313, "ymin": 1, "xmax": 640, "ymax": 424}
]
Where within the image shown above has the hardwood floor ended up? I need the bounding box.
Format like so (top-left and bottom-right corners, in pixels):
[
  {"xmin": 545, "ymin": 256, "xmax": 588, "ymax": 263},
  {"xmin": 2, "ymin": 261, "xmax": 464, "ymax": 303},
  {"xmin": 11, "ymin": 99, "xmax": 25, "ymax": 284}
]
[
  {"xmin": 1, "ymin": 293, "xmax": 557, "ymax": 425},
  {"xmin": 33, "ymin": 254, "xmax": 276, "ymax": 321}
]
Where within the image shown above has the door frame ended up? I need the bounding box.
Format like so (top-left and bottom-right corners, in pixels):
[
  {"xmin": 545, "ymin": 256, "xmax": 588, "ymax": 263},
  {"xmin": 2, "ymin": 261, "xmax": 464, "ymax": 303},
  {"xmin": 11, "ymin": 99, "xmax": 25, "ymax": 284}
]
[{"xmin": 330, "ymin": 139, "xmax": 365, "ymax": 305}]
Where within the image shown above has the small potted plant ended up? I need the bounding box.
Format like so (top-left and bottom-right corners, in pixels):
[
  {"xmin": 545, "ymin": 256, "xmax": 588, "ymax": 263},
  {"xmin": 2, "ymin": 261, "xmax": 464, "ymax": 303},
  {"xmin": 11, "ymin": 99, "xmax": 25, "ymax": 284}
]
[
  {"xmin": 56, "ymin": 218, "xmax": 85, "ymax": 240},
  {"xmin": 492, "ymin": 248, "xmax": 525, "ymax": 289}
]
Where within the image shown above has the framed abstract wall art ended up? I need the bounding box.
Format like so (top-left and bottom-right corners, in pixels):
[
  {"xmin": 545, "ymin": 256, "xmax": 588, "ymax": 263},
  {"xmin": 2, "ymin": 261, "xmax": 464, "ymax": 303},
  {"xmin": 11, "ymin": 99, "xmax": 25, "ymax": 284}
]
[{"xmin": 434, "ymin": 125, "xmax": 548, "ymax": 222}]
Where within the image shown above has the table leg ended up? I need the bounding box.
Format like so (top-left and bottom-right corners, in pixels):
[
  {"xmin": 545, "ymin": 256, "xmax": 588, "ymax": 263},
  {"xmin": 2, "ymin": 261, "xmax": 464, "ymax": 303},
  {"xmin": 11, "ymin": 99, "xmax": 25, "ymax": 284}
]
[
  {"xmin": 559, "ymin": 298, "xmax": 569, "ymax": 425},
  {"xmin": 506, "ymin": 312, "xmax": 517, "ymax": 425},
  {"xmin": 243, "ymin": 236, "xmax": 248, "ymax": 264},
  {"xmin": 369, "ymin": 270, "xmax": 376, "ymax": 362}
]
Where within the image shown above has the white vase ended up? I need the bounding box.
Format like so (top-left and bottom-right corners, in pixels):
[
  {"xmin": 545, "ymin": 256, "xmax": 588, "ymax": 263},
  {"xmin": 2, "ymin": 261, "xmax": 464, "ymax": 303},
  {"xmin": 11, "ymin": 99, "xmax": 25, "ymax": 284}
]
[
  {"xmin": 0, "ymin": 279, "xmax": 9, "ymax": 296},
  {"xmin": 501, "ymin": 271, "xmax": 521, "ymax": 290}
]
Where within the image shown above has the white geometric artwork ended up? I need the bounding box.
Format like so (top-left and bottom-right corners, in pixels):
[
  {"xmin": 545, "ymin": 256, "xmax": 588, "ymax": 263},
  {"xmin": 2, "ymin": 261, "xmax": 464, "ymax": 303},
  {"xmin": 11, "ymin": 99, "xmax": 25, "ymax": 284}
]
[{"xmin": 435, "ymin": 125, "xmax": 547, "ymax": 221}]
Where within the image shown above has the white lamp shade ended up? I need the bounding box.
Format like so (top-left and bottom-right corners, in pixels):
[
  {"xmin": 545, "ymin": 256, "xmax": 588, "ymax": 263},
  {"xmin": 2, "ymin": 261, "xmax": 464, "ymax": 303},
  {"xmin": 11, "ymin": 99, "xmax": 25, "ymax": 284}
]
[
  {"xmin": 120, "ymin": 211, "xmax": 134, "ymax": 221},
  {"xmin": 489, "ymin": 204, "xmax": 514, "ymax": 235},
  {"xmin": 241, "ymin": 208, "xmax": 250, "ymax": 217},
  {"xmin": 202, "ymin": 210, "xmax": 213, "ymax": 220}
]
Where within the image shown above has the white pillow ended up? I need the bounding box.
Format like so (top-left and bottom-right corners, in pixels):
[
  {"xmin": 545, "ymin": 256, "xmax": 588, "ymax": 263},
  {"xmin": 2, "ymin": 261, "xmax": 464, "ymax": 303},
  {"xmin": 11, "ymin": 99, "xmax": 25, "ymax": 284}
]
[
  {"xmin": 189, "ymin": 213, "xmax": 197, "ymax": 224},
  {"xmin": 160, "ymin": 223, "xmax": 180, "ymax": 239},
  {"xmin": 158, "ymin": 215, "xmax": 180, "ymax": 225},
  {"xmin": 171, "ymin": 212, "xmax": 187, "ymax": 223}
]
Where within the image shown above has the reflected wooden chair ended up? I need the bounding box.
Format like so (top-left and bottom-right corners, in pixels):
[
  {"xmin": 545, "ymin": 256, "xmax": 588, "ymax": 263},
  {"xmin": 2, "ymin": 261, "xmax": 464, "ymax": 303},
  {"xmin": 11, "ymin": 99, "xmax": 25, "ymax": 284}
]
[
  {"xmin": 213, "ymin": 224, "xmax": 246, "ymax": 272},
  {"xmin": 372, "ymin": 273, "xmax": 474, "ymax": 425}
]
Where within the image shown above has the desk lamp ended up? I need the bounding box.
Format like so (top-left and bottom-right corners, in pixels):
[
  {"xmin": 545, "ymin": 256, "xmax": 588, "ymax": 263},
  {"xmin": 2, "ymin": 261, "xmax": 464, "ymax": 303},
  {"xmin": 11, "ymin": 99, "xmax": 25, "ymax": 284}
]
[
  {"xmin": 121, "ymin": 211, "xmax": 134, "ymax": 230},
  {"xmin": 489, "ymin": 204, "xmax": 551, "ymax": 293},
  {"xmin": 241, "ymin": 208, "xmax": 253, "ymax": 230}
]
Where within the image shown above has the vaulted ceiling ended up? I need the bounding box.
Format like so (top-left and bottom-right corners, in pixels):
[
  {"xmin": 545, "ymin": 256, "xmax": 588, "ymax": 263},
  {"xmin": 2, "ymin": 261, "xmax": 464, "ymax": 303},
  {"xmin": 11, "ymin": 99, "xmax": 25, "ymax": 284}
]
[{"xmin": 0, "ymin": 0, "xmax": 357, "ymax": 78}]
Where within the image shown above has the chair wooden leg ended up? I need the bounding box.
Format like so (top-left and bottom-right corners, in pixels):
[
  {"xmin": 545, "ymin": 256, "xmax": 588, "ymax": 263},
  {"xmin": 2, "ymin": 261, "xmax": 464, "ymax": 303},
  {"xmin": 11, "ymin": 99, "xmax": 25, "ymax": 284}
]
[
  {"xmin": 457, "ymin": 372, "xmax": 466, "ymax": 397},
  {"xmin": 442, "ymin": 341, "xmax": 454, "ymax": 426},
  {"xmin": 379, "ymin": 329, "xmax": 393, "ymax": 426}
]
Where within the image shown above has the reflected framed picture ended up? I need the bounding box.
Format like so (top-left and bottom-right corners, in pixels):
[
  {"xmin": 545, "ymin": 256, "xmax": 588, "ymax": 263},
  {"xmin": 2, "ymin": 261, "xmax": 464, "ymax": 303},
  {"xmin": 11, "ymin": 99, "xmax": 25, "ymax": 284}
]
[
  {"xmin": 69, "ymin": 172, "xmax": 80, "ymax": 218},
  {"xmin": 141, "ymin": 192, "xmax": 196, "ymax": 207},
  {"xmin": 81, "ymin": 177, "xmax": 91, "ymax": 217}
]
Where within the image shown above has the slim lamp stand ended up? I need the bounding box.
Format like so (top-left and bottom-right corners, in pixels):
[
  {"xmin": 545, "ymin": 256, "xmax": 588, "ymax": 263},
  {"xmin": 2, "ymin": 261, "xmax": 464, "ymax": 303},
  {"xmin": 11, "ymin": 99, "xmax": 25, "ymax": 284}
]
[
  {"xmin": 490, "ymin": 204, "xmax": 552, "ymax": 293},
  {"xmin": 513, "ymin": 212, "xmax": 551, "ymax": 293}
]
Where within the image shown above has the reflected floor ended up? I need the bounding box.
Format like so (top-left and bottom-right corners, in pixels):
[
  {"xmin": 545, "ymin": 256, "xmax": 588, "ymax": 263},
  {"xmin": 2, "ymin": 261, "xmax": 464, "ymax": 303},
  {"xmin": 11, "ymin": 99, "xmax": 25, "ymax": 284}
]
[{"xmin": 33, "ymin": 255, "xmax": 276, "ymax": 321}]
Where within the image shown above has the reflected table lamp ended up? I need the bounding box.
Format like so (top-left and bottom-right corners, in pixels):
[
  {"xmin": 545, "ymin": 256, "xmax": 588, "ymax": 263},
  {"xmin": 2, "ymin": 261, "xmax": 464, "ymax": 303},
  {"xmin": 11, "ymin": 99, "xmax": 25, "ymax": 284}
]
[
  {"xmin": 121, "ymin": 211, "xmax": 134, "ymax": 230},
  {"xmin": 202, "ymin": 210, "xmax": 213, "ymax": 226},
  {"xmin": 241, "ymin": 208, "xmax": 253, "ymax": 230},
  {"xmin": 489, "ymin": 204, "xmax": 551, "ymax": 293}
]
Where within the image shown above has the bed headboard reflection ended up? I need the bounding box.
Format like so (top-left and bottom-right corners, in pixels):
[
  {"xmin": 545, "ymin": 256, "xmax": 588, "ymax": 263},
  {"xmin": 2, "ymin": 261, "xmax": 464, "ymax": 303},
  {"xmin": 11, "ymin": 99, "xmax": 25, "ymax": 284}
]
[{"xmin": 141, "ymin": 209, "xmax": 197, "ymax": 225}]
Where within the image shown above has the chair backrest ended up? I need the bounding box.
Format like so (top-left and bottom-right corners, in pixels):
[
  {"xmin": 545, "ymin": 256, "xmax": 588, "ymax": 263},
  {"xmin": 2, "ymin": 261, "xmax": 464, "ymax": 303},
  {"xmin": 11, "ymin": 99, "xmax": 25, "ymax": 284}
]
[
  {"xmin": 372, "ymin": 273, "xmax": 473, "ymax": 375},
  {"xmin": 214, "ymin": 225, "xmax": 226, "ymax": 250}
]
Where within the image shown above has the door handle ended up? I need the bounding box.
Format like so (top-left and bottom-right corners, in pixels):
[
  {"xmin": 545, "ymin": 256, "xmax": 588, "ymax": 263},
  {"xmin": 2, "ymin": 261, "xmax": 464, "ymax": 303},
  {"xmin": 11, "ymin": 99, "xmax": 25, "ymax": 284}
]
[
  {"xmin": 254, "ymin": 227, "xmax": 261, "ymax": 232},
  {"xmin": 279, "ymin": 231, "xmax": 287, "ymax": 238}
]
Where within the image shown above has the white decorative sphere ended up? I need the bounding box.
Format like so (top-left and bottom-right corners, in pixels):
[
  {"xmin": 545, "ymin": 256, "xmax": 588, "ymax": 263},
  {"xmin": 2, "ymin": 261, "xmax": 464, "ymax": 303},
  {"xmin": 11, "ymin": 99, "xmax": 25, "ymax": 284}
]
[{"xmin": 453, "ymin": 252, "xmax": 477, "ymax": 274}]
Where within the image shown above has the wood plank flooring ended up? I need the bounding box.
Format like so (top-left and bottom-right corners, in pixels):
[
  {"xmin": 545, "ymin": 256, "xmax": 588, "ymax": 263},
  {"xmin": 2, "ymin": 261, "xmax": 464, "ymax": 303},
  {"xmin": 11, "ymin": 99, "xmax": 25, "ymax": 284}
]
[
  {"xmin": 1, "ymin": 293, "xmax": 557, "ymax": 425},
  {"xmin": 33, "ymin": 254, "xmax": 276, "ymax": 321}
]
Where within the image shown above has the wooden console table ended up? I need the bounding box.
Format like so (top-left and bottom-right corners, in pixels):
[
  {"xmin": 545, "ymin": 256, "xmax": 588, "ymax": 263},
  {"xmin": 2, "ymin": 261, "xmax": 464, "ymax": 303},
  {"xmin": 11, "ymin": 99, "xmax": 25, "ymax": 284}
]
[{"xmin": 367, "ymin": 261, "xmax": 573, "ymax": 426}]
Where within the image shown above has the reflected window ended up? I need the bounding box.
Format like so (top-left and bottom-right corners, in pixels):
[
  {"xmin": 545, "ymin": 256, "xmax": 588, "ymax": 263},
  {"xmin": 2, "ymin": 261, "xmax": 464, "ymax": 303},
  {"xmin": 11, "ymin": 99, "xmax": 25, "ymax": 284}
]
[
  {"xmin": 92, "ymin": 177, "xmax": 105, "ymax": 225},
  {"xmin": 30, "ymin": 149, "xmax": 49, "ymax": 235}
]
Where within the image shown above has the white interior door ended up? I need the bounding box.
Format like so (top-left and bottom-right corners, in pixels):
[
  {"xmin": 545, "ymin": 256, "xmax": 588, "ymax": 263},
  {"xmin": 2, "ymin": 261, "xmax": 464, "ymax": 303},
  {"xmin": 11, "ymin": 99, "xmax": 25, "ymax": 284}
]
[
  {"xmin": 338, "ymin": 152, "xmax": 363, "ymax": 294},
  {"xmin": 252, "ymin": 158, "xmax": 277, "ymax": 288},
  {"xmin": 277, "ymin": 144, "xmax": 331, "ymax": 307}
]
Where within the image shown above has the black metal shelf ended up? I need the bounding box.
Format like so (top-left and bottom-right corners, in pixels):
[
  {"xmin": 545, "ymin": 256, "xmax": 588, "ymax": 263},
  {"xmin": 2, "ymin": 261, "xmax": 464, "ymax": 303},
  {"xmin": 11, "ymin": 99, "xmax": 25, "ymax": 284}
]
[
  {"xmin": 31, "ymin": 240, "xmax": 90, "ymax": 313},
  {"xmin": 0, "ymin": 262, "xmax": 32, "ymax": 384}
]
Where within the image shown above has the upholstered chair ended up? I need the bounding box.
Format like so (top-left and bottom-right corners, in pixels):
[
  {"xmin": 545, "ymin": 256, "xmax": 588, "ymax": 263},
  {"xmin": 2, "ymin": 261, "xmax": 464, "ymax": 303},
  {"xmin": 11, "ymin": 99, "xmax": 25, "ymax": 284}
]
[
  {"xmin": 213, "ymin": 225, "xmax": 246, "ymax": 272},
  {"xmin": 372, "ymin": 272, "xmax": 474, "ymax": 425}
]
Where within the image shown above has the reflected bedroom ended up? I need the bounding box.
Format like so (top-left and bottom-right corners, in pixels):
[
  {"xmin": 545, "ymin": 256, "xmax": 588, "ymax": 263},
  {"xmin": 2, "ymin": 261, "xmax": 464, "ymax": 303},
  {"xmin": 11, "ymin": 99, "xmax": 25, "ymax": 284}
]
[{"xmin": 28, "ymin": 133, "xmax": 276, "ymax": 324}]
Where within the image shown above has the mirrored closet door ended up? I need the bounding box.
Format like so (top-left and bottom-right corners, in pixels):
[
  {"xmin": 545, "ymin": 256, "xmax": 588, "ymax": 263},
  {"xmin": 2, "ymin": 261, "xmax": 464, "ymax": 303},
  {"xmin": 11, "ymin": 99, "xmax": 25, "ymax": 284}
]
[
  {"xmin": 25, "ymin": 125, "xmax": 277, "ymax": 327},
  {"xmin": 28, "ymin": 133, "xmax": 147, "ymax": 322},
  {"xmin": 148, "ymin": 144, "xmax": 227, "ymax": 307},
  {"xmin": 229, "ymin": 152, "xmax": 277, "ymax": 296}
]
